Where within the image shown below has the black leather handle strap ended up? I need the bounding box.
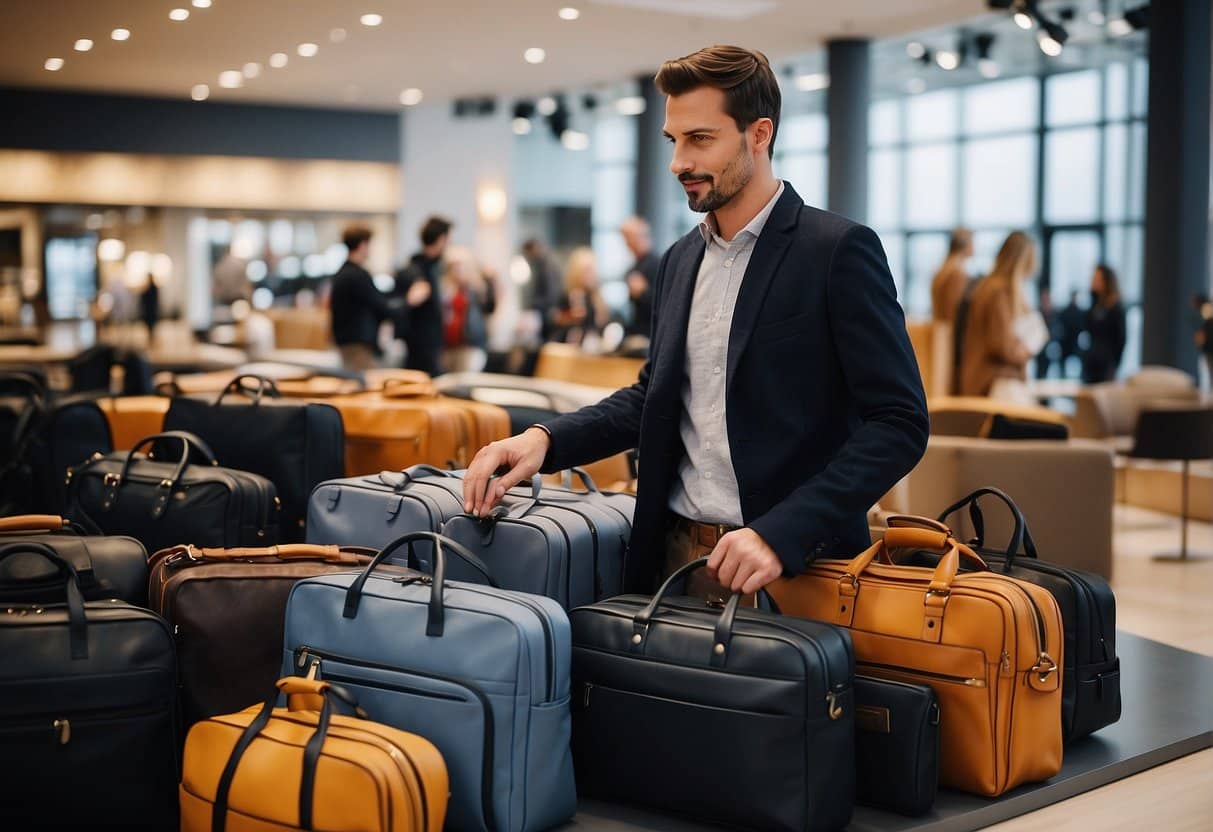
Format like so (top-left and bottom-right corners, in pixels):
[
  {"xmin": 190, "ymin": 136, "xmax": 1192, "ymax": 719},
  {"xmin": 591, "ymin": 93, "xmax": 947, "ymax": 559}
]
[
  {"xmin": 342, "ymin": 532, "xmax": 498, "ymax": 633},
  {"xmin": 214, "ymin": 374, "xmax": 280, "ymax": 406},
  {"xmin": 632, "ymin": 556, "xmax": 772, "ymax": 665},
  {"xmin": 936, "ymin": 486, "xmax": 1038, "ymax": 570},
  {"xmin": 212, "ymin": 696, "xmax": 278, "ymax": 832},
  {"xmin": 0, "ymin": 542, "xmax": 88, "ymax": 659},
  {"xmin": 298, "ymin": 694, "xmax": 334, "ymax": 830},
  {"xmin": 117, "ymin": 431, "xmax": 216, "ymax": 518}
]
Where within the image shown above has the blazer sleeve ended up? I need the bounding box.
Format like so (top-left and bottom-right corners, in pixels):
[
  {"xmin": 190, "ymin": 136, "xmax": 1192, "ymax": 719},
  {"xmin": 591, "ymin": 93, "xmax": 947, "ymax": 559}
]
[
  {"xmin": 537, "ymin": 246, "xmax": 674, "ymax": 472},
  {"xmin": 748, "ymin": 225, "xmax": 930, "ymax": 571}
]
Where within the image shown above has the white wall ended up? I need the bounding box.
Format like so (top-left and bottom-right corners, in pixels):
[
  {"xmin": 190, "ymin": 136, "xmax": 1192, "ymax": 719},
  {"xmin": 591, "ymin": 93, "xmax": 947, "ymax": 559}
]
[{"xmin": 513, "ymin": 128, "xmax": 595, "ymax": 208}]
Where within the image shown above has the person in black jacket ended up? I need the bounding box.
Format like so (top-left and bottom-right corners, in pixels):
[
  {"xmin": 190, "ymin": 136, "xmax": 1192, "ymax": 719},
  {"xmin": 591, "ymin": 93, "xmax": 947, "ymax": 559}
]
[
  {"xmin": 394, "ymin": 216, "xmax": 451, "ymax": 376},
  {"xmin": 461, "ymin": 45, "xmax": 928, "ymax": 601},
  {"xmin": 329, "ymin": 225, "xmax": 398, "ymax": 371},
  {"xmin": 1081, "ymin": 263, "xmax": 1127, "ymax": 383},
  {"xmin": 621, "ymin": 216, "xmax": 659, "ymax": 338}
]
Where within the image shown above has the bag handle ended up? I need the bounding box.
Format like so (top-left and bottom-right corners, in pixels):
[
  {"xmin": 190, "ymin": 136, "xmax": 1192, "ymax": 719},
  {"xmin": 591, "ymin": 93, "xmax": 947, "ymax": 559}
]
[
  {"xmin": 373, "ymin": 370, "xmax": 432, "ymax": 389},
  {"xmin": 558, "ymin": 467, "xmax": 601, "ymax": 494},
  {"xmin": 936, "ymin": 487, "xmax": 1039, "ymax": 570},
  {"xmin": 0, "ymin": 542, "xmax": 89, "ymax": 659},
  {"xmin": 341, "ymin": 531, "xmax": 497, "ymax": 637},
  {"xmin": 0, "ymin": 514, "xmax": 70, "ymax": 533},
  {"xmin": 631, "ymin": 556, "xmax": 776, "ymax": 668},
  {"xmin": 214, "ymin": 374, "xmax": 280, "ymax": 406},
  {"xmin": 111, "ymin": 431, "xmax": 217, "ymax": 519},
  {"xmin": 376, "ymin": 464, "xmax": 457, "ymax": 492},
  {"xmin": 211, "ymin": 677, "xmax": 367, "ymax": 832},
  {"xmin": 380, "ymin": 378, "xmax": 439, "ymax": 398},
  {"xmin": 155, "ymin": 543, "xmax": 376, "ymax": 566}
]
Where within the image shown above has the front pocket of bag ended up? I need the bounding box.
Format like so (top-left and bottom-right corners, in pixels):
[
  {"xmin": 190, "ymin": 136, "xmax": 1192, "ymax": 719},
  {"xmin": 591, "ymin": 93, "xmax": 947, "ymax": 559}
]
[{"xmin": 572, "ymin": 682, "xmax": 807, "ymax": 832}]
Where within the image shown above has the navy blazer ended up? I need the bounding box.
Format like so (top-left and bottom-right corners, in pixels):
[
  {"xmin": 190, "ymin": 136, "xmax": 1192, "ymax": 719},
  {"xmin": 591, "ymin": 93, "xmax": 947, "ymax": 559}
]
[{"xmin": 541, "ymin": 183, "xmax": 929, "ymax": 591}]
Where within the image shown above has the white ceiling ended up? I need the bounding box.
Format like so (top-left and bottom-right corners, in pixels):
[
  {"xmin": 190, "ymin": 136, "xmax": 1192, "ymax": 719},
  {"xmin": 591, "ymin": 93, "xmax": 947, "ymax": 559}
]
[{"xmin": 0, "ymin": 0, "xmax": 988, "ymax": 110}]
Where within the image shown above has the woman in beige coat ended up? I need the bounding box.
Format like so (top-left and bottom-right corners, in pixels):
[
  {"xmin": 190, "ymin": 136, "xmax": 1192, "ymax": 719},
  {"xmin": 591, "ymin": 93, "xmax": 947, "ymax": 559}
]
[{"xmin": 959, "ymin": 231, "xmax": 1038, "ymax": 397}]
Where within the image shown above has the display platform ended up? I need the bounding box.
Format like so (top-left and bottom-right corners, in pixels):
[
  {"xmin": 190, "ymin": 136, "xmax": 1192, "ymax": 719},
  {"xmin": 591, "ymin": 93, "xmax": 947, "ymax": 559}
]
[{"xmin": 565, "ymin": 632, "xmax": 1213, "ymax": 831}]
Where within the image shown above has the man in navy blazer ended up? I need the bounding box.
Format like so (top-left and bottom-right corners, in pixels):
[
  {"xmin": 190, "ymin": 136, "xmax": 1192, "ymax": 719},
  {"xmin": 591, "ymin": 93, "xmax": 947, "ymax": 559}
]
[{"xmin": 464, "ymin": 45, "xmax": 928, "ymax": 596}]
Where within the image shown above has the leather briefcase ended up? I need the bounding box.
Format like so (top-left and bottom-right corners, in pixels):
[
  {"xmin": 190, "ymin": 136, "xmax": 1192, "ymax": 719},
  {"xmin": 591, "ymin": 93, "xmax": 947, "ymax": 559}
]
[
  {"xmin": 148, "ymin": 542, "xmax": 379, "ymax": 727},
  {"xmin": 66, "ymin": 430, "xmax": 280, "ymax": 553},
  {"xmin": 853, "ymin": 675, "xmax": 939, "ymax": 816},
  {"xmin": 571, "ymin": 558, "xmax": 856, "ymax": 832},
  {"xmin": 927, "ymin": 488, "xmax": 1120, "ymax": 743},
  {"xmin": 163, "ymin": 375, "xmax": 344, "ymax": 540},
  {"xmin": 767, "ymin": 519, "xmax": 1064, "ymax": 797},
  {"xmin": 0, "ymin": 514, "xmax": 148, "ymax": 606},
  {"xmin": 0, "ymin": 540, "xmax": 179, "ymax": 829},
  {"xmin": 180, "ymin": 676, "xmax": 448, "ymax": 832}
]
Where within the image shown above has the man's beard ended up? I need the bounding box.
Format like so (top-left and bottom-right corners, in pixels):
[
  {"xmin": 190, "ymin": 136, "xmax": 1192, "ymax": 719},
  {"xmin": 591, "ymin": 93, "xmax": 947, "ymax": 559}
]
[{"xmin": 680, "ymin": 141, "xmax": 754, "ymax": 213}]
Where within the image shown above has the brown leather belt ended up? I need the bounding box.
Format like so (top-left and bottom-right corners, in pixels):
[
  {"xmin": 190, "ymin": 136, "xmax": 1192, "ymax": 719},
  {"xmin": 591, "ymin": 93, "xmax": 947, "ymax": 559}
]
[{"xmin": 670, "ymin": 513, "xmax": 740, "ymax": 549}]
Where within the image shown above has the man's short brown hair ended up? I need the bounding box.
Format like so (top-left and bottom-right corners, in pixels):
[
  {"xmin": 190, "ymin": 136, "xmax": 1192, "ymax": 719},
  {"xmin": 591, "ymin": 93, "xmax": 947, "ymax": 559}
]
[
  {"xmin": 342, "ymin": 224, "xmax": 373, "ymax": 251},
  {"xmin": 420, "ymin": 216, "xmax": 453, "ymax": 247},
  {"xmin": 655, "ymin": 45, "xmax": 781, "ymax": 159}
]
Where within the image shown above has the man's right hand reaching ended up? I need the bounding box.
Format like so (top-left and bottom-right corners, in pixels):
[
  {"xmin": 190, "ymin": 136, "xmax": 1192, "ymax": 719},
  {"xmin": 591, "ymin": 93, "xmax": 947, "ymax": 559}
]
[{"xmin": 462, "ymin": 427, "xmax": 551, "ymax": 516}]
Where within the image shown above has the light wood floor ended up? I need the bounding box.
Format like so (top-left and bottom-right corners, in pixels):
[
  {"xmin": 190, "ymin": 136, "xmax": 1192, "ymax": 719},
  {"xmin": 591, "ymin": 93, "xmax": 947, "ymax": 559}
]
[{"xmin": 987, "ymin": 504, "xmax": 1213, "ymax": 831}]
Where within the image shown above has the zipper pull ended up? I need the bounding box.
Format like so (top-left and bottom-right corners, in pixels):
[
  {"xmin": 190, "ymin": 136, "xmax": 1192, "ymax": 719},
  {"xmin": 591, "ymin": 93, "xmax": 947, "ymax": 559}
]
[
  {"xmin": 826, "ymin": 690, "xmax": 843, "ymax": 720},
  {"xmin": 53, "ymin": 718, "xmax": 70, "ymax": 745},
  {"xmin": 1001, "ymin": 650, "xmax": 1012, "ymax": 674},
  {"xmin": 305, "ymin": 658, "xmax": 321, "ymax": 681},
  {"xmin": 295, "ymin": 647, "xmax": 310, "ymax": 670},
  {"xmin": 582, "ymin": 682, "xmax": 593, "ymax": 709}
]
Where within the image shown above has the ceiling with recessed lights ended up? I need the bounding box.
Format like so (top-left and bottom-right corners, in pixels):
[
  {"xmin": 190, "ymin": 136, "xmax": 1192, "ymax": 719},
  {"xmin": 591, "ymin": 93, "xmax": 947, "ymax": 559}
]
[{"xmin": 0, "ymin": 0, "xmax": 991, "ymax": 110}]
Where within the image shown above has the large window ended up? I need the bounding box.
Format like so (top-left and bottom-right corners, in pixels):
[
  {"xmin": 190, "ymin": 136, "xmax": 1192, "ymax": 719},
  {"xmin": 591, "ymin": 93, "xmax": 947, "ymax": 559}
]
[
  {"xmin": 591, "ymin": 113, "xmax": 638, "ymax": 310},
  {"xmin": 869, "ymin": 61, "xmax": 1148, "ymax": 377}
]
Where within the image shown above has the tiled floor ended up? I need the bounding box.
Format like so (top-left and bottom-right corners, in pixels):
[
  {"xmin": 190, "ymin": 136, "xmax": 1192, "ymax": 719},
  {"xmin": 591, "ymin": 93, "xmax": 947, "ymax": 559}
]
[{"xmin": 988, "ymin": 504, "xmax": 1213, "ymax": 830}]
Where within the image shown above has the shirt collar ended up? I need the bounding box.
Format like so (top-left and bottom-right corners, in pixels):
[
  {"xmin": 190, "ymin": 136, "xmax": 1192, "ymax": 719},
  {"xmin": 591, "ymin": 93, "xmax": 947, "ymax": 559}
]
[{"xmin": 698, "ymin": 180, "xmax": 785, "ymax": 247}]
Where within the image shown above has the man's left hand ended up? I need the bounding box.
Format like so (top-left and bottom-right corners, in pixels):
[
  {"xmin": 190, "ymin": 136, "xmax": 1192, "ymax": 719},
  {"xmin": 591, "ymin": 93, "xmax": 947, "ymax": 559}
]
[{"xmin": 706, "ymin": 528, "xmax": 783, "ymax": 595}]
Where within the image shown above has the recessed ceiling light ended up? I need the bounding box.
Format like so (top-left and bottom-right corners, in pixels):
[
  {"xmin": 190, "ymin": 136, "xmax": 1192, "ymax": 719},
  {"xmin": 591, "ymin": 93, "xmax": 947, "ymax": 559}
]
[
  {"xmin": 1013, "ymin": 11, "xmax": 1033, "ymax": 29},
  {"xmin": 297, "ymin": 42, "xmax": 319, "ymax": 57},
  {"xmin": 905, "ymin": 41, "xmax": 926, "ymax": 60},
  {"xmin": 558, "ymin": 7, "xmax": 580, "ymax": 20},
  {"xmin": 111, "ymin": 28, "xmax": 131, "ymax": 41},
  {"xmin": 1038, "ymin": 33, "xmax": 1063, "ymax": 57},
  {"xmin": 524, "ymin": 47, "xmax": 546, "ymax": 64},
  {"xmin": 269, "ymin": 52, "xmax": 288, "ymax": 68},
  {"xmin": 192, "ymin": 0, "xmax": 212, "ymax": 7},
  {"xmin": 1107, "ymin": 17, "xmax": 1133, "ymax": 37},
  {"xmin": 169, "ymin": 8, "xmax": 190, "ymax": 21},
  {"xmin": 44, "ymin": 57, "xmax": 64, "ymax": 71},
  {"xmin": 360, "ymin": 13, "xmax": 383, "ymax": 26},
  {"xmin": 399, "ymin": 87, "xmax": 423, "ymax": 106},
  {"xmin": 978, "ymin": 58, "xmax": 1001, "ymax": 79},
  {"xmin": 935, "ymin": 50, "xmax": 959, "ymax": 70},
  {"xmin": 561, "ymin": 130, "xmax": 589, "ymax": 151},
  {"xmin": 537, "ymin": 96, "xmax": 557, "ymax": 116},
  {"xmin": 329, "ymin": 28, "xmax": 347, "ymax": 42},
  {"xmin": 218, "ymin": 70, "xmax": 243, "ymax": 89},
  {"xmin": 191, "ymin": 84, "xmax": 210, "ymax": 101},
  {"xmin": 243, "ymin": 62, "xmax": 261, "ymax": 79},
  {"xmin": 795, "ymin": 72, "xmax": 829, "ymax": 92},
  {"xmin": 614, "ymin": 95, "xmax": 646, "ymax": 116},
  {"xmin": 512, "ymin": 117, "xmax": 533, "ymax": 135},
  {"xmin": 74, "ymin": 39, "xmax": 93, "ymax": 52}
]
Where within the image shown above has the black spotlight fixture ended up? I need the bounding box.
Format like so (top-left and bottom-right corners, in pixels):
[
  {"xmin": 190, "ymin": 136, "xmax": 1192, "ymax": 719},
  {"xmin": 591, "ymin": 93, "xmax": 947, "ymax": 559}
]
[
  {"xmin": 986, "ymin": 0, "xmax": 1014, "ymax": 8},
  {"xmin": 1040, "ymin": 17, "xmax": 1069, "ymax": 46},
  {"xmin": 974, "ymin": 32, "xmax": 997, "ymax": 58},
  {"xmin": 1124, "ymin": 4, "xmax": 1150, "ymax": 30},
  {"xmin": 513, "ymin": 100, "xmax": 535, "ymax": 120},
  {"xmin": 547, "ymin": 96, "xmax": 570, "ymax": 140},
  {"xmin": 581, "ymin": 93, "xmax": 598, "ymax": 112}
]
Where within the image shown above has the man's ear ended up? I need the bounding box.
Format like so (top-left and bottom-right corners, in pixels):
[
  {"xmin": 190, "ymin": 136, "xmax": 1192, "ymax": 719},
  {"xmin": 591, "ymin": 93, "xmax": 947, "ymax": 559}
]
[{"xmin": 750, "ymin": 117, "xmax": 774, "ymax": 156}]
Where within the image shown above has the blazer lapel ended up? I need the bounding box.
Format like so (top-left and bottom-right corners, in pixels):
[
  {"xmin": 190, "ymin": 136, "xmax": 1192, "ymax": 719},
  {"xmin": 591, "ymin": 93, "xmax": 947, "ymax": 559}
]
[
  {"xmin": 651, "ymin": 235, "xmax": 706, "ymax": 407},
  {"xmin": 725, "ymin": 184, "xmax": 802, "ymax": 392}
]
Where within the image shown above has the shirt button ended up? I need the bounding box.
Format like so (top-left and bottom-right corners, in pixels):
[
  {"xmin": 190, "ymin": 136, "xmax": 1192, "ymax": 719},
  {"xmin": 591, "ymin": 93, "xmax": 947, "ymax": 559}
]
[
  {"xmin": 705, "ymin": 441, "xmax": 713, "ymax": 450},
  {"xmin": 725, "ymin": 259, "xmax": 734, "ymax": 267},
  {"xmin": 713, "ymin": 366, "xmax": 721, "ymax": 375},
  {"xmin": 704, "ymin": 472, "xmax": 713, "ymax": 480}
]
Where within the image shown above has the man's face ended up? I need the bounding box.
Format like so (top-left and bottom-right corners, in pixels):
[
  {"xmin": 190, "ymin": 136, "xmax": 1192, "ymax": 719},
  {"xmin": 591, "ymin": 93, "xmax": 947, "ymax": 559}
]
[{"xmin": 663, "ymin": 86, "xmax": 755, "ymax": 214}]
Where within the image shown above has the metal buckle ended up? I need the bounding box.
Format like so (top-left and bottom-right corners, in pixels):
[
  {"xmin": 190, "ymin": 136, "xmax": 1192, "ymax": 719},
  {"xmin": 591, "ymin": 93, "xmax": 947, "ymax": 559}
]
[
  {"xmin": 839, "ymin": 573, "xmax": 858, "ymax": 589},
  {"xmin": 1033, "ymin": 653, "xmax": 1058, "ymax": 682},
  {"xmin": 102, "ymin": 473, "xmax": 121, "ymax": 486},
  {"xmin": 924, "ymin": 587, "xmax": 951, "ymax": 600}
]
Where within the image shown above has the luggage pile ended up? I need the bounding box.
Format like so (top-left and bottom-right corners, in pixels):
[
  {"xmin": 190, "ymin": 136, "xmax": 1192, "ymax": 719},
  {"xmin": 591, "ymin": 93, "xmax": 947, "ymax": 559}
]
[{"xmin": 1, "ymin": 365, "xmax": 1120, "ymax": 832}]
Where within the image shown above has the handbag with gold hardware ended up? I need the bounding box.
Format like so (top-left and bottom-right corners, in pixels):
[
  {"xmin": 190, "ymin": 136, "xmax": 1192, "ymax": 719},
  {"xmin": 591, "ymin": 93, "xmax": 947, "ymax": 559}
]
[
  {"xmin": 180, "ymin": 676, "xmax": 448, "ymax": 832},
  {"xmin": 767, "ymin": 517, "xmax": 1064, "ymax": 797}
]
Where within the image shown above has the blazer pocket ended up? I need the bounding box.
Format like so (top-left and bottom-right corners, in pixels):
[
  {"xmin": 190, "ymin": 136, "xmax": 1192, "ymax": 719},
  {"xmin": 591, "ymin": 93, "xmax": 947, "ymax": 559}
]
[{"xmin": 753, "ymin": 310, "xmax": 813, "ymax": 345}]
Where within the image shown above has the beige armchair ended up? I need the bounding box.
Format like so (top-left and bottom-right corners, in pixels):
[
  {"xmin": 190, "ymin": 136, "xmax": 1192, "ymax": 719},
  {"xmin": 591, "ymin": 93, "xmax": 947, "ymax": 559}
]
[{"xmin": 881, "ymin": 435, "xmax": 1116, "ymax": 579}]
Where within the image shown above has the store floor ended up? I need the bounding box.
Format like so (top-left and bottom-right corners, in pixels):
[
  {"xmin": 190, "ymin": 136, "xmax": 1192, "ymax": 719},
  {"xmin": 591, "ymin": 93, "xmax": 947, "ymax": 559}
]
[{"xmin": 987, "ymin": 504, "xmax": 1213, "ymax": 831}]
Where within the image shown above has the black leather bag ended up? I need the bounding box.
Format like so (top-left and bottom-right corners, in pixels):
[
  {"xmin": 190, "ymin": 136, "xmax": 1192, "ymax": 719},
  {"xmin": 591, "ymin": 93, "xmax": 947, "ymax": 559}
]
[
  {"xmin": 916, "ymin": 487, "xmax": 1120, "ymax": 743},
  {"xmin": 66, "ymin": 430, "xmax": 280, "ymax": 554},
  {"xmin": 570, "ymin": 558, "xmax": 856, "ymax": 832},
  {"xmin": 0, "ymin": 514, "xmax": 148, "ymax": 607},
  {"xmin": 854, "ymin": 675, "xmax": 940, "ymax": 816},
  {"xmin": 164, "ymin": 374, "xmax": 344, "ymax": 541},
  {"xmin": 0, "ymin": 541, "xmax": 179, "ymax": 829}
]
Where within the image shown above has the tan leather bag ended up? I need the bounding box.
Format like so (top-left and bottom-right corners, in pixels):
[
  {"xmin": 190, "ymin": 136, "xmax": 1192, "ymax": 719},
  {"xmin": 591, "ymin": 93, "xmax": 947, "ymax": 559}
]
[
  {"xmin": 180, "ymin": 676, "xmax": 448, "ymax": 832},
  {"xmin": 767, "ymin": 517, "xmax": 1064, "ymax": 797},
  {"xmin": 96, "ymin": 395, "xmax": 170, "ymax": 450}
]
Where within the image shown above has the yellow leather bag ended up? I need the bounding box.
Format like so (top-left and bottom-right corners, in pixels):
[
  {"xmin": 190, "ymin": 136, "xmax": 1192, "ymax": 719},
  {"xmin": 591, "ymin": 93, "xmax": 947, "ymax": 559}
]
[
  {"xmin": 767, "ymin": 517, "xmax": 1064, "ymax": 797},
  {"xmin": 180, "ymin": 676, "xmax": 448, "ymax": 832}
]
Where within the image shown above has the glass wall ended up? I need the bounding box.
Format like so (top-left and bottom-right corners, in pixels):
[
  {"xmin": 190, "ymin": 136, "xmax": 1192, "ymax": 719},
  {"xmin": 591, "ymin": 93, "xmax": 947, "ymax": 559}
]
[{"xmin": 870, "ymin": 59, "xmax": 1148, "ymax": 376}]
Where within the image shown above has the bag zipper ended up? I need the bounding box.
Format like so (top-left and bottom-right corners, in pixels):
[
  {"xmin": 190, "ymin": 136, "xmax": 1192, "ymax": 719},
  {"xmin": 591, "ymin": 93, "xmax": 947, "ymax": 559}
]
[
  {"xmin": 0, "ymin": 703, "xmax": 168, "ymax": 746},
  {"xmin": 458, "ymin": 585, "xmax": 557, "ymax": 702},
  {"xmin": 856, "ymin": 660, "xmax": 986, "ymax": 687},
  {"xmin": 294, "ymin": 645, "xmax": 495, "ymax": 832},
  {"xmin": 578, "ymin": 680, "xmax": 797, "ymax": 717}
]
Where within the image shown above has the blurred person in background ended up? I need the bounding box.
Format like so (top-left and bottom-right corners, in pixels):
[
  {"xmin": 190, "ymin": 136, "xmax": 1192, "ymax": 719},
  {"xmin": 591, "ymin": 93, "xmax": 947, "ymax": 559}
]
[
  {"xmin": 441, "ymin": 246, "xmax": 496, "ymax": 373},
  {"xmin": 1192, "ymin": 294, "xmax": 1213, "ymax": 391},
  {"xmin": 550, "ymin": 246, "xmax": 609, "ymax": 348},
  {"xmin": 931, "ymin": 227, "xmax": 973, "ymax": 324},
  {"xmin": 330, "ymin": 224, "xmax": 397, "ymax": 371},
  {"xmin": 1081, "ymin": 264, "xmax": 1127, "ymax": 383},
  {"xmin": 1058, "ymin": 290, "xmax": 1086, "ymax": 378},
  {"xmin": 620, "ymin": 216, "xmax": 659, "ymax": 338},
  {"xmin": 139, "ymin": 272, "xmax": 160, "ymax": 338},
  {"xmin": 394, "ymin": 216, "xmax": 450, "ymax": 375},
  {"xmin": 959, "ymin": 230, "xmax": 1040, "ymax": 401},
  {"xmin": 520, "ymin": 238, "xmax": 562, "ymax": 339}
]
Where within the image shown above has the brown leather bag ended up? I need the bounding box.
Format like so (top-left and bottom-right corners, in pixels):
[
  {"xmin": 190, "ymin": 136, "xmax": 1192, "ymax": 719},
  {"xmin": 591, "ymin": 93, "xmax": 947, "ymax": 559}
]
[
  {"xmin": 148, "ymin": 543, "xmax": 390, "ymax": 727},
  {"xmin": 96, "ymin": 395, "xmax": 170, "ymax": 450},
  {"xmin": 767, "ymin": 517, "xmax": 1064, "ymax": 797},
  {"xmin": 180, "ymin": 676, "xmax": 448, "ymax": 832}
]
